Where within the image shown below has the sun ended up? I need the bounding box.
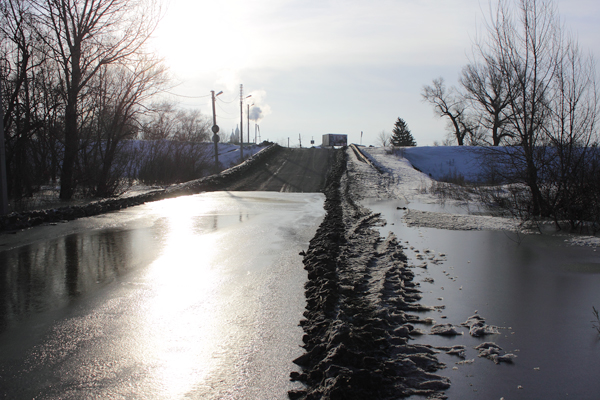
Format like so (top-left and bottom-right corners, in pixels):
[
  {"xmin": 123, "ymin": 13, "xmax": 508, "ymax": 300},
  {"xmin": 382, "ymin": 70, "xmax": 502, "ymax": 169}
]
[{"xmin": 151, "ymin": 0, "xmax": 255, "ymax": 78}]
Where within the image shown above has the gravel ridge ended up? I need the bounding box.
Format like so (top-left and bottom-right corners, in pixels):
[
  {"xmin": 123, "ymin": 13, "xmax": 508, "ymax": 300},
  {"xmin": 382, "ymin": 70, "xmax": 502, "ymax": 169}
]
[{"xmin": 289, "ymin": 149, "xmax": 449, "ymax": 399}]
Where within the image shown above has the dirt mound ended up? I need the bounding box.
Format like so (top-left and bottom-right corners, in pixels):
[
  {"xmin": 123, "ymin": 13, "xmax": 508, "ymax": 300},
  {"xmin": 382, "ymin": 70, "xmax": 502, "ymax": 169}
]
[{"xmin": 290, "ymin": 150, "xmax": 449, "ymax": 399}]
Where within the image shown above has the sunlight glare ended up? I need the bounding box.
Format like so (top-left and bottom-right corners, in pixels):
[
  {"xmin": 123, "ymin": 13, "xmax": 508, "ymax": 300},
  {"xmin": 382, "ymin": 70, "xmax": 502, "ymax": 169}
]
[{"xmin": 141, "ymin": 195, "xmax": 226, "ymax": 397}]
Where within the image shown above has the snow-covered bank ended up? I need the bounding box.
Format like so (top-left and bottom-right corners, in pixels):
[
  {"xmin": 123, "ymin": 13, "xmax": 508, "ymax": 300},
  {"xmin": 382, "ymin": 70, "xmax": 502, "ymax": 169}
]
[
  {"xmin": 358, "ymin": 146, "xmax": 600, "ymax": 247},
  {"xmin": 403, "ymin": 209, "xmax": 520, "ymax": 231},
  {"xmin": 359, "ymin": 146, "xmax": 517, "ymax": 232}
]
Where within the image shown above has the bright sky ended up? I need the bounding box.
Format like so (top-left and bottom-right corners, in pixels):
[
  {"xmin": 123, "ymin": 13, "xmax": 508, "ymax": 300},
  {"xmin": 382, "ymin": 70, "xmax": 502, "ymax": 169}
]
[{"xmin": 150, "ymin": 0, "xmax": 600, "ymax": 147}]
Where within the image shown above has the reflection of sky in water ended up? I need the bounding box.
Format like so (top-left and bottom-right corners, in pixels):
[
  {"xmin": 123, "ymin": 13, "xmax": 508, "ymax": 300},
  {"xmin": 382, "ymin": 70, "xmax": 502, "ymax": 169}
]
[{"xmin": 0, "ymin": 192, "xmax": 325, "ymax": 399}]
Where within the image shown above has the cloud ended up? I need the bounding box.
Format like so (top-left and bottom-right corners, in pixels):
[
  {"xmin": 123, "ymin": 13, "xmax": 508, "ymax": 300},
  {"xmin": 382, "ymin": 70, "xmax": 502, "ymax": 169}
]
[{"xmin": 216, "ymin": 69, "xmax": 242, "ymax": 92}]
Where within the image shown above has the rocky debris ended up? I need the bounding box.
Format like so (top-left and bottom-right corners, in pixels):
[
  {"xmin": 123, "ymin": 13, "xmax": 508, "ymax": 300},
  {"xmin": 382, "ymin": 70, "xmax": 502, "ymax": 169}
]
[
  {"xmin": 446, "ymin": 346, "xmax": 467, "ymax": 359},
  {"xmin": 0, "ymin": 144, "xmax": 280, "ymax": 233},
  {"xmin": 461, "ymin": 314, "xmax": 500, "ymax": 337},
  {"xmin": 432, "ymin": 345, "xmax": 467, "ymax": 359},
  {"xmin": 430, "ymin": 324, "xmax": 463, "ymax": 336},
  {"xmin": 289, "ymin": 149, "xmax": 449, "ymax": 400},
  {"xmin": 475, "ymin": 342, "xmax": 502, "ymax": 357},
  {"xmin": 492, "ymin": 353, "xmax": 517, "ymax": 364},
  {"xmin": 420, "ymin": 317, "xmax": 436, "ymax": 325},
  {"xmin": 475, "ymin": 342, "xmax": 516, "ymax": 364}
]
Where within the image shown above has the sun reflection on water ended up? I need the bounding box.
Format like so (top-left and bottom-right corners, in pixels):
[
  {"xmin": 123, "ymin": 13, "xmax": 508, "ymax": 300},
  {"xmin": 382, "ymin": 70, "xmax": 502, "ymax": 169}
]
[{"xmin": 142, "ymin": 195, "xmax": 226, "ymax": 398}]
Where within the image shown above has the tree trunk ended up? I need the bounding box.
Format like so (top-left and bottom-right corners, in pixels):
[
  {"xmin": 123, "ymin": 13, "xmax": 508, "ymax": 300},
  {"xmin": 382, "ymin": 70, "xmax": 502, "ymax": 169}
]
[
  {"xmin": 96, "ymin": 140, "xmax": 117, "ymax": 197},
  {"xmin": 60, "ymin": 46, "xmax": 81, "ymax": 200},
  {"xmin": 451, "ymin": 116, "xmax": 464, "ymax": 146}
]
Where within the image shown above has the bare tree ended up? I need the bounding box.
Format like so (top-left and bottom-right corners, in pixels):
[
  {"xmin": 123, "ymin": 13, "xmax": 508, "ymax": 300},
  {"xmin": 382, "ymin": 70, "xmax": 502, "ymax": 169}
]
[
  {"xmin": 34, "ymin": 0, "xmax": 160, "ymax": 199},
  {"xmin": 173, "ymin": 109, "xmax": 211, "ymax": 143},
  {"xmin": 140, "ymin": 101, "xmax": 178, "ymax": 140},
  {"xmin": 140, "ymin": 102, "xmax": 212, "ymax": 143},
  {"xmin": 541, "ymin": 35, "xmax": 600, "ymax": 226},
  {"xmin": 483, "ymin": 0, "xmax": 561, "ymax": 216},
  {"xmin": 377, "ymin": 130, "xmax": 391, "ymax": 147},
  {"xmin": 82, "ymin": 57, "xmax": 168, "ymax": 196},
  {"xmin": 422, "ymin": 78, "xmax": 472, "ymax": 145},
  {"xmin": 1, "ymin": 0, "xmax": 59, "ymax": 201},
  {"xmin": 1, "ymin": 0, "xmax": 36, "ymax": 198},
  {"xmin": 460, "ymin": 59, "xmax": 514, "ymax": 145},
  {"xmin": 471, "ymin": 0, "xmax": 600, "ymax": 226}
]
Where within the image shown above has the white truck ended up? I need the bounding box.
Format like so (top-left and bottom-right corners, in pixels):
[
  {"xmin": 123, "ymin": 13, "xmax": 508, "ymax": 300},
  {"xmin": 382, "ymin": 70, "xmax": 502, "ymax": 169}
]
[{"xmin": 322, "ymin": 134, "xmax": 347, "ymax": 147}]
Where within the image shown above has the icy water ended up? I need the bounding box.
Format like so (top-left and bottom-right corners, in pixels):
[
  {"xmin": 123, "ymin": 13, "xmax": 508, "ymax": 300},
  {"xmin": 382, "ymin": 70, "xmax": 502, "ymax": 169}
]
[
  {"xmin": 365, "ymin": 199, "xmax": 600, "ymax": 399},
  {"xmin": 0, "ymin": 192, "xmax": 325, "ymax": 399}
]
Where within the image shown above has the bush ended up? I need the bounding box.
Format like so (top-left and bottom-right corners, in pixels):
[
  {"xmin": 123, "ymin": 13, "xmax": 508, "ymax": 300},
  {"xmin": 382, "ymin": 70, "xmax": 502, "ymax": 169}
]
[{"xmin": 137, "ymin": 141, "xmax": 212, "ymax": 185}]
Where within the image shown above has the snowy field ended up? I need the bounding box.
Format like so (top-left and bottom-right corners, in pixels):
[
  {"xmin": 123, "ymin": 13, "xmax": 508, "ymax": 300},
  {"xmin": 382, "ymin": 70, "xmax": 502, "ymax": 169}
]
[{"xmin": 357, "ymin": 146, "xmax": 600, "ymax": 247}]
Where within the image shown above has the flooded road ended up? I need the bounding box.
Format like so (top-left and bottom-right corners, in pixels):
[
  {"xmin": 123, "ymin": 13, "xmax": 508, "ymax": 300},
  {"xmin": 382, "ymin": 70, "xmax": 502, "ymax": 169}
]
[
  {"xmin": 366, "ymin": 199, "xmax": 600, "ymax": 400},
  {"xmin": 0, "ymin": 192, "xmax": 325, "ymax": 399}
]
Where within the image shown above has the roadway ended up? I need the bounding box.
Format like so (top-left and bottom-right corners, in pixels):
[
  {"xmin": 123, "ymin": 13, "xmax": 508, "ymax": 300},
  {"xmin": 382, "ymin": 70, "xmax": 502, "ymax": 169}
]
[{"xmin": 226, "ymin": 147, "xmax": 335, "ymax": 192}]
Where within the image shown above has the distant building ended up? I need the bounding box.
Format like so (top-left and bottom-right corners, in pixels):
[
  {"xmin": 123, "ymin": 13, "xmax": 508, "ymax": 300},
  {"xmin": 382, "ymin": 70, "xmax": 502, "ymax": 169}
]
[
  {"xmin": 322, "ymin": 134, "xmax": 347, "ymax": 147},
  {"xmin": 230, "ymin": 125, "xmax": 240, "ymax": 144}
]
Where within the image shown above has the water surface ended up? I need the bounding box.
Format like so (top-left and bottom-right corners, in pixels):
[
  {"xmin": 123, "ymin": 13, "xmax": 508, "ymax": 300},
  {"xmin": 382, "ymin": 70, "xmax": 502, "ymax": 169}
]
[
  {"xmin": 0, "ymin": 192, "xmax": 325, "ymax": 399},
  {"xmin": 365, "ymin": 199, "xmax": 600, "ymax": 400}
]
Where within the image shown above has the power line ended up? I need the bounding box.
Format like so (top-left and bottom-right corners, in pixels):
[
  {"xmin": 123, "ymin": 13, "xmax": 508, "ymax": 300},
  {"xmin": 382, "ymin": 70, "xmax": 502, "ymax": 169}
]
[
  {"xmin": 216, "ymin": 96, "xmax": 239, "ymax": 104},
  {"xmin": 216, "ymin": 101, "xmax": 236, "ymax": 115},
  {"xmin": 164, "ymin": 91, "xmax": 211, "ymax": 99}
]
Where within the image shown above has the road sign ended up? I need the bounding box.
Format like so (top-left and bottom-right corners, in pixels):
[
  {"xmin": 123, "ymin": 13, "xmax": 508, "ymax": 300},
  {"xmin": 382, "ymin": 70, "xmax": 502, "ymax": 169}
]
[
  {"xmin": 212, "ymin": 125, "xmax": 220, "ymax": 134},
  {"xmin": 212, "ymin": 134, "xmax": 220, "ymax": 143}
]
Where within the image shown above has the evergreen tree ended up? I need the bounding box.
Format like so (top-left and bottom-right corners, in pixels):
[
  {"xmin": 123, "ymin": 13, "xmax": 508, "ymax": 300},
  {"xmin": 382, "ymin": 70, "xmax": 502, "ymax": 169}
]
[{"xmin": 390, "ymin": 118, "xmax": 417, "ymax": 147}]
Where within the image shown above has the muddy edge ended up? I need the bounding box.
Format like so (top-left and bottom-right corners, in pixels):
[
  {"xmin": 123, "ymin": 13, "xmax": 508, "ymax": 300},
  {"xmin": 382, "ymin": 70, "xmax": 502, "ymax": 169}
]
[
  {"xmin": 0, "ymin": 144, "xmax": 283, "ymax": 232},
  {"xmin": 290, "ymin": 149, "xmax": 450, "ymax": 400}
]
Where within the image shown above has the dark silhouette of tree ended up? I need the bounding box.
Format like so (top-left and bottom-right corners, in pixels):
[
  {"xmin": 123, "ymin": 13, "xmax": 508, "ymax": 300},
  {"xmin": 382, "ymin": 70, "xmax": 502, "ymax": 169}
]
[
  {"xmin": 482, "ymin": 0, "xmax": 564, "ymax": 217},
  {"xmin": 83, "ymin": 57, "xmax": 168, "ymax": 197},
  {"xmin": 422, "ymin": 78, "xmax": 471, "ymax": 146},
  {"xmin": 460, "ymin": 59, "xmax": 514, "ymax": 146},
  {"xmin": 1, "ymin": 0, "xmax": 64, "ymax": 204},
  {"xmin": 468, "ymin": 0, "xmax": 599, "ymax": 226},
  {"xmin": 34, "ymin": 0, "xmax": 159, "ymax": 199},
  {"xmin": 390, "ymin": 118, "xmax": 416, "ymax": 147}
]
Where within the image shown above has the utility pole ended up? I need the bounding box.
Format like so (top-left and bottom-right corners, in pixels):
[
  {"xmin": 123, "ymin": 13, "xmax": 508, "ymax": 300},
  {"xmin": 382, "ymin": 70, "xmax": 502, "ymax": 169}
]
[
  {"xmin": 247, "ymin": 103, "xmax": 251, "ymax": 145},
  {"xmin": 240, "ymin": 85, "xmax": 244, "ymax": 161},
  {"xmin": 0, "ymin": 88, "xmax": 8, "ymax": 215},
  {"xmin": 239, "ymin": 85, "xmax": 252, "ymax": 161},
  {"xmin": 299, "ymin": 133, "xmax": 302, "ymax": 148},
  {"xmin": 211, "ymin": 90, "xmax": 223, "ymax": 173}
]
